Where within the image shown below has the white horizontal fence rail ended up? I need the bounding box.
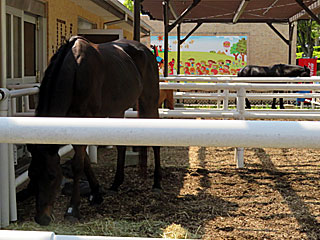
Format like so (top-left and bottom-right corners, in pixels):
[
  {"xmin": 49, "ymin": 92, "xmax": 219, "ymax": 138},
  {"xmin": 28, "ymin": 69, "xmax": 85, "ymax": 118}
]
[
  {"xmin": 160, "ymin": 82, "xmax": 320, "ymax": 91},
  {"xmin": 0, "ymin": 230, "xmax": 174, "ymax": 240},
  {"xmin": 160, "ymin": 76, "xmax": 320, "ymax": 83},
  {"xmin": 174, "ymin": 92, "xmax": 320, "ymax": 101},
  {"xmin": 125, "ymin": 109, "xmax": 320, "ymax": 120},
  {"xmin": 0, "ymin": 117, "xmax": 319, "ymax": 149}
]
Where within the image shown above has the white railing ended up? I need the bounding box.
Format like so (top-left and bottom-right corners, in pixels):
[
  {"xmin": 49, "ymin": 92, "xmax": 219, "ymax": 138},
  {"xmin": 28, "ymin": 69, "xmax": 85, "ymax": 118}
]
[
  {"xmin": 0, "ymin": 230, "xmax": 171, "ymax": 240},
  {"xmin": 161, "ymin": 76, "xmax": 320, "ymax": 109},
  {"xmin": 2, "ymin": 117, "xmax": 320, "ymax": 228},
  {"xmin": 160, "ymin": 75, "xmax": 320, "ymax": 83},
  {"xmin": 2, "ymin": 79, "xmax": 320, "ymax": 228}
]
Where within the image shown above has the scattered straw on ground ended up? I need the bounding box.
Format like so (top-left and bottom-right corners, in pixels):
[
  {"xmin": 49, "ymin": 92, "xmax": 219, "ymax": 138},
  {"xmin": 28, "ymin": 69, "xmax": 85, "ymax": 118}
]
[{"xmin": 6, "ymin": 145, "xmax": 320, "ymax": 239}]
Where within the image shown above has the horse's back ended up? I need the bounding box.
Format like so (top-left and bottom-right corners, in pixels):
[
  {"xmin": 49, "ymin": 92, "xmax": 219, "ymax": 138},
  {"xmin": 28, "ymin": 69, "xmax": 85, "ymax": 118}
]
[
  {"xmin": 237, "ymin": 65, "xmax": 271, "ymax": 77},
  {"xmin": 271, "ymin": 64, "xmax": 310, "ymax": 77}
]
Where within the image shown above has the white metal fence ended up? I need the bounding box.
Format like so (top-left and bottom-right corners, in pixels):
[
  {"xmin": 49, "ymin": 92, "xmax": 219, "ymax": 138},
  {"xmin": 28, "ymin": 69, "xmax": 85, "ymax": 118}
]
[
  {"xmin": 2, "ymin": 76, "xmax": 320, "ymax": 229},
  {"xmin": 0, "ymin": 230, "xmax": 170, "ymax": 240}
]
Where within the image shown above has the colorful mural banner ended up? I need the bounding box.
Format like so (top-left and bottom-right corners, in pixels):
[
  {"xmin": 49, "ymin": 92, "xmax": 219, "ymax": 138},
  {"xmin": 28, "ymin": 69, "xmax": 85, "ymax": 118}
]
[{"xmin": 151, "ymin": 35, "xmax": 247, "ymax": 76}]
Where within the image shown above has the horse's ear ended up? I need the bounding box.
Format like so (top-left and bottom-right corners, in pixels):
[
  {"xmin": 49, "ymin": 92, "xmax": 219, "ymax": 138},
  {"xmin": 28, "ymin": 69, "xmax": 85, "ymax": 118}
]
[{"xmin": 304, "ymin": 65, "xmax": 307, "ymax": 70}]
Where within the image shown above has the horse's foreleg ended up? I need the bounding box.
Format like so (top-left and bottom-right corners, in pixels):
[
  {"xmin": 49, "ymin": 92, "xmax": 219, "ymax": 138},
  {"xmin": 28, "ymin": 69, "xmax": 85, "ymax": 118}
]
[
  {"xmin": 110, "ymin": 145, "xmax": 126, "ymax": 192},
  {"xmin": 64, "ymin": 145, "xmax": 86, "ymax": 222},
  {"xmin": 84, "ymin": 152, "xmax": 103, "ymax": 205},
  {"xmin": 245, "ymin": 98, "xmax": 251, "ymax": 109},
  {"xmin": 152, "ymin": 146, "xmax": 162, "ymax": 190},
  {"xmin": 279, "ymin": 98, "xmax": 284, "ymax": 109},
  {"xmin": 139, "ymin": 146, "xmax": 148, "ymax": 178},
  {"xmin": 272, "ymin": 98, "xmax": 277, "ymax": 109}
]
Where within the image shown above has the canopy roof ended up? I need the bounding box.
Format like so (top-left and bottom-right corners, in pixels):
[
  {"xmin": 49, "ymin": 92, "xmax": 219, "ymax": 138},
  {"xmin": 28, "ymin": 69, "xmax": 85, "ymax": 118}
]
[{"xmin": 141, "ymin": 0, "xmax": 319, "ymax": 23}]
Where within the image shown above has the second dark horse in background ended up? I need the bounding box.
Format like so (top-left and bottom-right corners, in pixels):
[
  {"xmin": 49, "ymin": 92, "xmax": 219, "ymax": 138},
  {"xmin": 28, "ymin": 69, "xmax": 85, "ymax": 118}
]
[
  {"xmin": 26, "ymin": 36, "xmax": 161, "ymax": 226},
  {"xmin": 237, "ymin": 64, "xmax": 311, "ymax": 109}
]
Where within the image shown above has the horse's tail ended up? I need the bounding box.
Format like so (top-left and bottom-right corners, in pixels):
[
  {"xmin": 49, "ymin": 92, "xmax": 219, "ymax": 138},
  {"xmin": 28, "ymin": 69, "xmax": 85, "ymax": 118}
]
[{"xmin": 36, "ymin": 37, "xmax": 80, "ymax": 116}]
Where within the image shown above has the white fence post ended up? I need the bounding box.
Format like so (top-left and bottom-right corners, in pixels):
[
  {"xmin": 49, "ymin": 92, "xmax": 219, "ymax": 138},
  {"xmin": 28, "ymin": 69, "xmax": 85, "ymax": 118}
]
[
  {"xmin": 88, "ymin": 145, "xmax": 98, "ymax": 164},
  {"xmin": 0, "ymin": 88, "xmax": 16, "ymax": 228},
  {"xmin": 235, "ymin": 87, "xmax": 246, "ymax": 168}
]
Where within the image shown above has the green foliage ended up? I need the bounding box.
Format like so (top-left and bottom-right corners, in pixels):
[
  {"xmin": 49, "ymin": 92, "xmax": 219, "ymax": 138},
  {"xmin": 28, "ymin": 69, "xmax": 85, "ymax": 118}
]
[
  {"xmin": 123, "ymin": 0, "xmax": 133, "ymax": 11},
  {"xmin": 297, "ymin": 19, "xmax": 320, "ymax": 58},
  {"xmin": 237, "ymin": 38, "xmax": 247, "ymax": 55}
]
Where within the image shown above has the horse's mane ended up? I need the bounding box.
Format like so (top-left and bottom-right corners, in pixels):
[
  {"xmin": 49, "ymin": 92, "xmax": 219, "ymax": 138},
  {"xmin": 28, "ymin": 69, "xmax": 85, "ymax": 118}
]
[{"xmin": 36, "ymin": 37, "xmax": 80, "ymax": 116}]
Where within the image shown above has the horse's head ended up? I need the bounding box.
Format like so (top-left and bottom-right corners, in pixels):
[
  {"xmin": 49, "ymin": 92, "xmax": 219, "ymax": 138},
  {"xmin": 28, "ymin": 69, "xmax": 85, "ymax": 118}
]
[
  {"xmin": 301, "ymin": 65, "xmax": 311, "ymax": 77},
  {"xmin": 27, "ymin": 144, "xmax": 62, "ymax": 225}
]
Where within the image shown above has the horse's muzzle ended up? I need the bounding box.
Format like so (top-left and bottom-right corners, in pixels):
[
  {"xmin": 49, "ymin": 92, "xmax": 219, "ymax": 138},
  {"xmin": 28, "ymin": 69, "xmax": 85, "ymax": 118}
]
[{"xmin": 35, "ymin": 213, "xmax": 54, "ymax": 226}]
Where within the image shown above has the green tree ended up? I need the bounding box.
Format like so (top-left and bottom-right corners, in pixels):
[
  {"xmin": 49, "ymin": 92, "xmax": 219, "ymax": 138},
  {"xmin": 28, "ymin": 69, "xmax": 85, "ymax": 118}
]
[
  {"xmin": 230, "ymin": 43, "xmax": 240, "ymax": 60},
  {"xmin": 123, "ymin": 0, "xmax": 133, "ymax": 11},
  {"xmin": 297, "ymin": 19, "xmax": 320, "ymax": 58},
  {"xmin": 236, "ymin": 38, "xmax": 247, "ymax": 61}
]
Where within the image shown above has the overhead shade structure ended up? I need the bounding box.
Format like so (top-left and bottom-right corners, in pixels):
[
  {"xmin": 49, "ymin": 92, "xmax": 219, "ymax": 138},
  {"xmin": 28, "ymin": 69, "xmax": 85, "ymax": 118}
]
[
  {"xmin": 140, "ymin": 0, "xmax": 320, "ymax": 68},
  {"xmin": 141, "ymin": 0, "xmax": 319, "ymax": 23}
]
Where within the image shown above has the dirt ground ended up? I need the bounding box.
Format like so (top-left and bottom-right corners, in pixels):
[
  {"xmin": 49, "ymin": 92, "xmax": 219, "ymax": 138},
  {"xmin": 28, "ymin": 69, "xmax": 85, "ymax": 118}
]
[{"xmin": 10, "ymin": 145, "xmax": 320, "ymax": 239}]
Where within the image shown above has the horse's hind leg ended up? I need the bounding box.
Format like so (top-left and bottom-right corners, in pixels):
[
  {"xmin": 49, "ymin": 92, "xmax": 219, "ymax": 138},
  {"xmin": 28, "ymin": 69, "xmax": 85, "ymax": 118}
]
[
  {"xmin": 138, "ymin": 95, "xmax": 162, "ymax": 190},
  {"xmin": 84, "ymin": 152, "xmax": 103, "ymax": 205},
  {"xmin": 152, "ymin": 146, "xmax": 162, "ymax": 190},
  {"xmin": 64, "ymin": 145, "xmax": 86, "ymax": 222},
  {"xmin": 110, "ymin": 145, "xmax": 126, "ymax": 192}
]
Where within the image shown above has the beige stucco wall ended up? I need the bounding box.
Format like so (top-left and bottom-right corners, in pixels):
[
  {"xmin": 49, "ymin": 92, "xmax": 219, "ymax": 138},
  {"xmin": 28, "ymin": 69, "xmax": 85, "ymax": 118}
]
[
  {"xmin": 43, "ymin": 0, "xmax": 103, "ymax": 59},
  {"xmin": 44, "ymin": 0, "xmax": 134, "ymax": 60},
  {"xmin": 142, "ymin": 16, "xmax": 297, "ymax": 66}
]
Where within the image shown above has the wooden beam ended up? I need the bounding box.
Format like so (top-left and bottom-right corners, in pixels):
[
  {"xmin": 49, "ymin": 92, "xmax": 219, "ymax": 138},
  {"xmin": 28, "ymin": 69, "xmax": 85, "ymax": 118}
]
[
  {"xmin": 168, "ymin": 0, "xmax": 201, "ymax": 32},
  {"xmin": 233, "ymin": 0, "xmax": 250, "ymax": 24},
  {"xmin": 133, "ymin": 0, "xmax": 141, "ymax": 41},
  {"xmin": 267, "ymin": 22, "xmax": 289, "ymax": 45},
  {"xmin": 295, "ymin": 0, "xmax": 320, "ymax": 25}
]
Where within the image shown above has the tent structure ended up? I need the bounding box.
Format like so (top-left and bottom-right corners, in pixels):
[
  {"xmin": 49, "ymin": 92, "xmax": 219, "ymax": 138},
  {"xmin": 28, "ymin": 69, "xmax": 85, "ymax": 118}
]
[{"xmin": 132, "ymin": 0, "xmax": 320, "ymax": 75}]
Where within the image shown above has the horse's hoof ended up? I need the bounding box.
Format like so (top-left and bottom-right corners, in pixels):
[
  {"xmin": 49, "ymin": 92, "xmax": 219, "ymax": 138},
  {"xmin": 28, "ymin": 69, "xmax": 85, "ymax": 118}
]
[
  {"xmin": 64, "ymin": 207, "xmax": 80, "ymax": 222},
  {"xmin": 35, "ymin": 214, "xmax": 53, "ymax": 226},
  {"xmin": 89, "ymin": 193, "xmax": 103, "ymax": 205},
  {"xmin": 152, "ymin": 187, "xmax": 163, "ymax": 194}
]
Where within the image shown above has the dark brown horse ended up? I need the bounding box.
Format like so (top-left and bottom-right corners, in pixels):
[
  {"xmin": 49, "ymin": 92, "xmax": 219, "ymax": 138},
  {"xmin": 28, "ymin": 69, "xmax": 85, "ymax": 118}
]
[
  {"xmin": 26, "ymin": 36, "xmax": 161, "ymax": 225},
  {"xmin": 238, "ymin": 64, "xmax": 311, "ymax": 109}
]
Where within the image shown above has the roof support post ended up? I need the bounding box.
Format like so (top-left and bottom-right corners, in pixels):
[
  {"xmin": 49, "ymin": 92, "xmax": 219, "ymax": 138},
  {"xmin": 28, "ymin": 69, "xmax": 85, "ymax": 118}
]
[
  {"xmin": 163, "ymin": 0, "xmax": 169, "ymax": 77},
  {"xmin": 267, "ymin": 22, "xmax": 289, "ymax": 45},
  {"xmin": 288, "ymin": 22, "xmax": 294, "ymax": 64},
  {"xmin": 133, "ymin": 0, "xmax": 141, "ymax": 41},
  {"xmin": 168, "ymin": 0, "xmax": 201, "ymax": 32},
  {"xmin": 177, "ymin": 23, "xmax": 181, "ymax": 74},
  {"xmin": 295, "ymin": 0, "xmax": 320, "ymax": 25},
  {"xmin": 0, "ymin": 0, "xmax": 6, "ymax": 88},
  {"xmin": 233, "ymin": 0, "xmax": 250, "ymax": 24}
]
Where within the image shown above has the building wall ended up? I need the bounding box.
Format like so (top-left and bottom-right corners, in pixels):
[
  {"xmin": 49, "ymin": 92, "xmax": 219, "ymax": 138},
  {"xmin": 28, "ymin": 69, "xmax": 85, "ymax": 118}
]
[
  {"xmin": 43, "ymin": 0, "xmax": 134, "ymax": 60},
  {"xmin": 143, "ymin": 16, "xmax": 297, "ymax": 66},
  {"xmin": 43, "ymin": 0, "xmax": 101, "ymax": 59}
]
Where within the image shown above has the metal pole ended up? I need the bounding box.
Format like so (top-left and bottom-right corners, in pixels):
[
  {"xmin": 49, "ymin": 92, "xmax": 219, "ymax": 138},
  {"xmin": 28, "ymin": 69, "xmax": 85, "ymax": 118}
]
[
  {"xmin": 235, "ymin": 87, "xmax": 246, "ymax": 168},
  {"xmin": 0, "ymin": 1, "xmax": 5, "ymax": 223},
  {"xmin": 177, "ymin": 24, "xmax": 181, "ymax": 74},
  {"xmin": 0, "ymin": 0, "xmax": 6, "ymax": 88},
  {"xmin": 288, "ymin": 22, "xmax": 294, "ymax": 64},
  {"xmin": 133, "ymin": 0, "xmax": 141, "ymax": 42},
  {"xmin": 163, "ymin": 0, "xmax": 169, "ymax": 77},
  {"xmin": 0, "ymin": 89, "xmax": 10, "ymax": 228}
]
